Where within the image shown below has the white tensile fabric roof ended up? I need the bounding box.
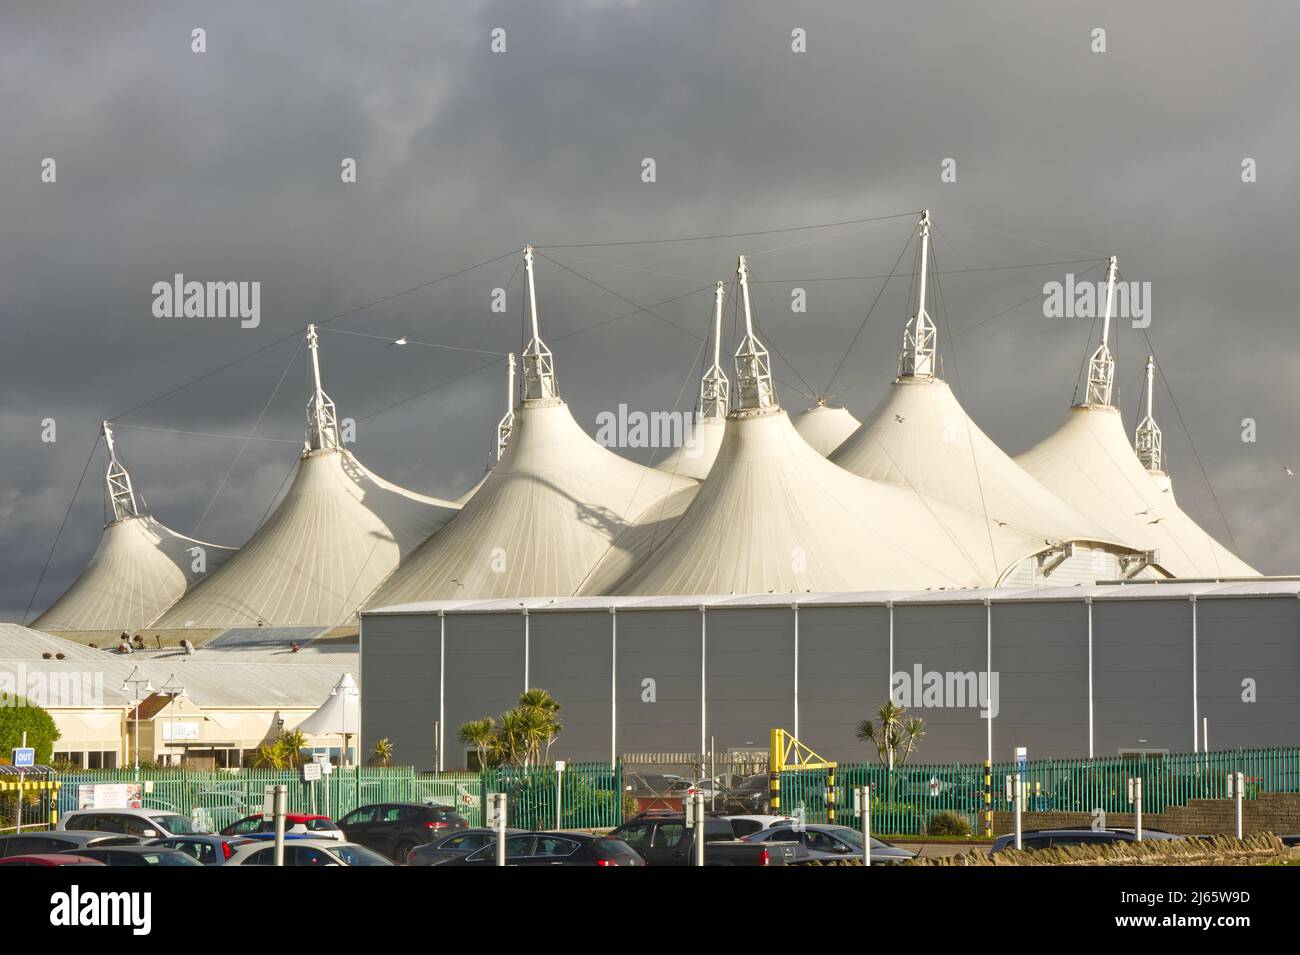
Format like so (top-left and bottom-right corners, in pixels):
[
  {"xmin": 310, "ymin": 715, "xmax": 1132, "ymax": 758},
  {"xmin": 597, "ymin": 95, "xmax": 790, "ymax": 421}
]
[
  {"xmin": 153, "ymin": 448, "xmax": 458, "ymax": 628},
  {"xmin": 605, "ymin": 405, "xmax": 1049, "ymax": 596},
  {"xmin": 832, "ymin": 377, "xmax": 1121, "ymax": 547},
  {"xmin": 653, "ymin": 417, "xmax": 725, "ymax": 481},
  {"xmin": 364, "ymin": 397, "xmax": 696, "ymax": 604},
  {"xmin": 1015, "ymin": 404, "xmax": 1256, "ymax": 578},
  {"xmin": 792, "ymin": 404, "xmax": 860, "ymax": 457},
  {"xmin": 31, "ymin": 515, "xmax": 236, "ymax": 632}
]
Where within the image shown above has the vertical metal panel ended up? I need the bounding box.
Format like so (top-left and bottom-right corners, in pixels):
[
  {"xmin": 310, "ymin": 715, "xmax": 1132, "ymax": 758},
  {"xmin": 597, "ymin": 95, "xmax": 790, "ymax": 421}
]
[
  {"xmin": 442, "ymin": 614, "xmax": 525, "ymax": 769},
  {"xmin": 991, "ymin": 600, "xmax": 1090, "ymax": 758},
  {"xmin": 704, "ymin": 608, "xmax": 795, "ymax": 754},
  {"xmin": 795, "ymin": 605, "xmax": 888, "ymax": 759},
  {"xmin": 527, "ymin": 611, "xmax": 614, "ymax": 762},
  {"xmin": 1196, "ymin": 597, "xmax": 1300, "ymax": 749},
  {"xmin": 357, "ymin": 614, "xmax": 439, "ymax": 770},
  {"xmin": 1092, "ymin": 598, "xmax": 1192, "ymax": 756},
  {"xmin": 615, "ymin": 610, "xmax": 702, "ymax": 755},
  {"xmin": 892, "ymin": 603, "xmax": 988, "ymax": 763}
]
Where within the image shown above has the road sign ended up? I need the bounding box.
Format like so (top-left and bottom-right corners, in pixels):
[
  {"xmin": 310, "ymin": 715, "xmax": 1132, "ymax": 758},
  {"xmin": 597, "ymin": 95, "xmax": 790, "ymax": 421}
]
[
  {"xmin": 302, "ymin": 762, "xmax": 322, "ymax": 782},
  {"xmin": 1015, "ymin": 746, "xmax": 1027, "ymax": 774},
  {"xmin": 263, "ymin": 785, "xmax": 277, "ymax": 821},
  {"xmin": 11, "ymin": 748, "xmax": 34, "ymax": 768}
]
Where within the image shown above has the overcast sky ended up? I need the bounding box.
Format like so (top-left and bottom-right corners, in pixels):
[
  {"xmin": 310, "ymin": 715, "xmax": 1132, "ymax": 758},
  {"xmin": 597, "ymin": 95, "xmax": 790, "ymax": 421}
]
[{"xmin": 3, "ymin": 1, "xmax": 1298, "ymax": 620}]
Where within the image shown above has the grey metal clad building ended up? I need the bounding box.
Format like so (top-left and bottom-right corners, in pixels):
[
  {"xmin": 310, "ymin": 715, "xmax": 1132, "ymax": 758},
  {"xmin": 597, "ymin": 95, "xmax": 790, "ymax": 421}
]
[{"xmin": 360, "ymin": 580, "xmax": 1300, "ymax": 770}]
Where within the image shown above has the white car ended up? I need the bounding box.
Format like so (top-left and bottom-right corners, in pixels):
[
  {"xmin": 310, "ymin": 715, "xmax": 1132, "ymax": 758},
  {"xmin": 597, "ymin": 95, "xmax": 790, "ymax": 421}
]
[
  {"xmin": 722, "ymin": 814, "xmax": 798, "ymax": 838},
  {"xmin": 59, "ymin": 807, "xmax": 202, "ymax": 839},
  {"xmin": 224, "ymin": 838, "xmax": 393, "ymax": 866}
]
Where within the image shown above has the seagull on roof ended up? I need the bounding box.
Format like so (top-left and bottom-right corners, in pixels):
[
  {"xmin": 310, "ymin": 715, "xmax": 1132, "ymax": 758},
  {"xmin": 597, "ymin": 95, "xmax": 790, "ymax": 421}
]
[
  {"xmin": 894, "ymin": 414, "xmax": 905, "ymax": 423},
  {"xmin": 391, "ymin": 336, "xmax": 409, "ymax": 347},
  {"xmin": 1147, "ymin": 518, "xmax": 1164, "ymax": 525},
  {"xmin": 1285, "ymin": 466, "xmax": 1296, "ymax": 476}
]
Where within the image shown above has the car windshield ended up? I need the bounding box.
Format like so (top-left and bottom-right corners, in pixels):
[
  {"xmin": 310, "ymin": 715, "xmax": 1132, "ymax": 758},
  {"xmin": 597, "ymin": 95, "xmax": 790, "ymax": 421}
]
[
  {"xmin": 145, "ymin": 851, "xmax": 203, "ymax": 866},
  {"xmin": 156, "ymin": 814, "xmax": 200, "ymax": 835},
  {"xmin": 330, "ymin": 845, "xmax": 394, "ymax": 866},
  {"xmin": 827, "ymin": 828, "xmax": 893, "ymax": 851}
]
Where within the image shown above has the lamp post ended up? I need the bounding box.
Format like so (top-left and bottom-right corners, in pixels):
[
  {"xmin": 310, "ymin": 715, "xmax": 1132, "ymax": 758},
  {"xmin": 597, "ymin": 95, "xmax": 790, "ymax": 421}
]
[
  {"xmin": 161, "ymin": 674, "xmax": 185, "ymax": 768},
  {"xmin": 121, "ymin": 667, "xmax": 154, "ymax": 772}
]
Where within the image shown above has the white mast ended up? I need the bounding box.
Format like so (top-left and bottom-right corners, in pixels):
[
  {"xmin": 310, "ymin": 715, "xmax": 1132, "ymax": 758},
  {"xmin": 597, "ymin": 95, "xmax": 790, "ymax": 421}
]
[
  {"xmin": 699, "ymin": 281, "xmax": 730, "ymax": 420},
  {"xmin": 1135, "ymin": 354, "xmax": 1163, "ymax": 472},
  {"xmin": 496, "ymin": 352, "xmax": 516, "ymax": 461},
  {"xmin": 305, "ymin": 324, "xmax": 341, "ymax": 452},
  {"xmin": 899, "ymin": 209, "xmax": 938, "ymax": 379},
  {"xmin": 733, "ymin": 255, "xmax": 776, "ymax": 411},
  {"xmin": 1084, "ymin": 256, "xmax": 1118, "ymax": 406},
  {"xmin": 521, "ymin": 245, "xmax": 559, "ymax": 400},
  {"xmin": 102, "ymin": 421, "xmax": 142, "ymax": 522}
]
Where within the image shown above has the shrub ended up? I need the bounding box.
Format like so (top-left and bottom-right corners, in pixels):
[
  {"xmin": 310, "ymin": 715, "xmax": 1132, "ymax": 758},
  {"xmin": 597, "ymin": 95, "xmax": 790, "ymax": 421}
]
[{"xmin": 927, "ymin": 810, "xmax": 972, "ymax": 837}]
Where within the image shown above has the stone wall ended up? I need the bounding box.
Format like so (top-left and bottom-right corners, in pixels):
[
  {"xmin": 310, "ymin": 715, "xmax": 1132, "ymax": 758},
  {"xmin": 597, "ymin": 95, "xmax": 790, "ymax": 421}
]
[
  {"xmin": 991, "ymin": 792, "xmax": 1300, "ymax": 836},
  {"xmin": 912, "ymin": 832, "xmax": 1294, "ymax": 866}
]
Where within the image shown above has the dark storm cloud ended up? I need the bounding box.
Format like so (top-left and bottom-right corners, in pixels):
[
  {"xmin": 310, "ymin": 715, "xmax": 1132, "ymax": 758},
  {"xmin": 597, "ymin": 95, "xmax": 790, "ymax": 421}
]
[{"xmin": 2, "ymin": 0, "xmax": 1298, "ymax": 618}]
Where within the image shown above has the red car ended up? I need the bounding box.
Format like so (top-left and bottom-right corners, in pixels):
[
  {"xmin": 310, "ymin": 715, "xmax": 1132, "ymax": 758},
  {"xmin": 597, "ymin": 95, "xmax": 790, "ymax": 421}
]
[
  {"xmin": 220, "ymin": 813, "xmax": 343, "ymax": 840},
  {"xmin": 0, "ymin": 853, "xmax": 106, "ymax": 866}
]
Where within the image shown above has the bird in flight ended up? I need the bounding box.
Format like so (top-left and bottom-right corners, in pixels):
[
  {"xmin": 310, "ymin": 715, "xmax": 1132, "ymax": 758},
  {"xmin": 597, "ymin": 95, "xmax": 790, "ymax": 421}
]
[
  {"xmin": 391, "ymin": 336, "xmax": 409, "ymax": 347},
  {"xmin": 1284, "ymin": 466, "xmax": 1295, "ymax": 477}
]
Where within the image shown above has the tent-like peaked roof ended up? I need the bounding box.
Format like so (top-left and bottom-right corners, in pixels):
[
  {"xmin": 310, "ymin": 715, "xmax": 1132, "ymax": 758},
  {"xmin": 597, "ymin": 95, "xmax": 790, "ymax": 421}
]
[
  {"xmin": 31, "ymin": 422, "xmax": 236, "ymax": 632},
  {"xmin": 153, "ymin": 326, "xmax": 459, "ymax": 627},
  {"xmin": 793, "ymin": 402, "xmax": 860, "ymax": 456}
]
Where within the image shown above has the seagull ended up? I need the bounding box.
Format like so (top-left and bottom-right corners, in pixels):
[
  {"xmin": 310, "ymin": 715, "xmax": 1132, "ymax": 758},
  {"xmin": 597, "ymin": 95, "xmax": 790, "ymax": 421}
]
[
  {"xmin": 995, "ymin": 520, "xmax": 1008, "ymax": 527},
  {"xmin": 1135, "ymin": 508, "xmax": 1154, "ymax": 515},
  {"xmin": 1285, "ymin": 466, "xmax": 1296, "ymax": 477},
  {"xmin": 391, "ymin": 336, "xmax": 409, "ymax": 347},
  {"xmin": 1147, "ymin": 518, "xmax": 1164, "ymax": 525},
  {"xmin": 894, "ymin": 414, "xmax": 905, "ymax": 423}
]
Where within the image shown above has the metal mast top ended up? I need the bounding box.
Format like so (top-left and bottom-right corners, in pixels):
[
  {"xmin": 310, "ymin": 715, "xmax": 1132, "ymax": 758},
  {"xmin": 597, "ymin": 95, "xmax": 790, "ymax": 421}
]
[
  {"xmin": 1084, "ymin": 256, "xmax": 1119, "ymax": 407},
  {"xmin": 102, "ymin": 420, "xmax": 142, "ymax": 522},
  {"xmin": 898, "ymin": 209, "xmax": 938, "ymax": 379},
  {"xmin": 521, "ymin": 245, "xmax": 559, "ymax": 401},
  {"xmin": 698, "ymin": 281, "xmax": 730, "ymax": 420},
  {"xmin": 305, "ymin": 324, "xmax": 341, "ymax": 452},
  {"xmin": 1134, "ymin": 354, "xmax": 1163, "ymax": 472},
  {"xmin": 497, "ymin": 352, "xmax": 516, "ymax": 461},
  {"xmin": 733, "ymin": 256, "xmax": 776, "ymax": 411}
]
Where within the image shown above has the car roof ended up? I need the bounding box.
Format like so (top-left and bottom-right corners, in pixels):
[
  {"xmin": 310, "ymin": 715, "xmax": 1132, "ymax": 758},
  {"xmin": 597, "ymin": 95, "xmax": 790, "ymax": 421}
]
[
  {"xmin": 67, "ymin": 807, "xmax": 182, "ymax": 817},
  {"xmin": 233, "ymin": 838, "xmax": 357, "ymax": 851},
  {"xmin": 2, "ymin": 853, "xmax": 105, "ymax": 865},
  {"xmin": 75, "ymin": 844, "xmax": 189, "ymax": 854}
]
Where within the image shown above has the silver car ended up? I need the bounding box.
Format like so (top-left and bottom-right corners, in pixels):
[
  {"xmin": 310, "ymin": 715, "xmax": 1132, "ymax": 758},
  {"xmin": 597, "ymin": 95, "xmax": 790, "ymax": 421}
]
[{"xmin": 745, "ymin": 824, "xmax": 916, "ymax": 864}]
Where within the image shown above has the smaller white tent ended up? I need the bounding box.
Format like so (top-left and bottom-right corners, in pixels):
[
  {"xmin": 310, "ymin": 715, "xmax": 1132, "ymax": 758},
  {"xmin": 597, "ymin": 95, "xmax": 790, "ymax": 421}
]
[
  {"xmin": 297, "ymin": 672, "xmax": 361, "ymax": 764},
  {"xmin": 792, "ymin": 402, "xmax": 860, "ymax": 457},
  {"xmin": 656, "ymin": 282, "xmax": 730, "ymax": 481}
]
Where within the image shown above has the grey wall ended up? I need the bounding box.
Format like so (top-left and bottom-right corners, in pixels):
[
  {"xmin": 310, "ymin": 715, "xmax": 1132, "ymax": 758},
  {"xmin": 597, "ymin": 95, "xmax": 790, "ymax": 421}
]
[{"xmin": 361, "ymin": 596, "xmax": 1300, "ymax": 768}]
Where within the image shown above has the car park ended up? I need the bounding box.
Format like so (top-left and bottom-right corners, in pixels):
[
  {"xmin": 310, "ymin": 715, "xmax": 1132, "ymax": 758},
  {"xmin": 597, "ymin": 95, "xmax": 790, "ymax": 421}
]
[
  {"xmin": 61, "ymin": 845, "xmax": 205, "ymax": 866},
  {"xmin": 338, "ymin": 802, "xmax": 468, "ymax": 861},
  {"xmin": 405, "ymin": 827, "xmax": 528, "ymax": 866},
  {"xmin": 221, "ymin": 813, "xmax": 344, "ymax": 841},
  {"xmin": 58, "ymin": 808, "xmax": 201, "ymax": 839},
  {"xmin": 224, "ymin": 838, "xmax": 394, "ymax": 866},
  {"xmin": 0, "ymin": 831, "xmax": 141, "ymax": 857},
  {"xmin": 439, "ymin": 832, "xmax": 646, "ymax": 867},
  {"xmin": 0, "ymin": 853, "xmax": 106, "ymax": 866},
  {"xmin": 744, "ymin": 824, "xmax": 916, "ymax": 864},
  {"xmin": 147, "ymin": 834, "xmax": 251, "ymax": 865},
  {"xmin": 989, "ymin": 828, "xmax": 1184, "ymax": 854}
]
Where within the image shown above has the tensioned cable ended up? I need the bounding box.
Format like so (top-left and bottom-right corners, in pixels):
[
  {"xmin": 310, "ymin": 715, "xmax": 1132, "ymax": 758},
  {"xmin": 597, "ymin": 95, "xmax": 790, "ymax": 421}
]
[
  {"xmin": 192, "ymin": 337, "xmax": 304, "ymax": 535},
  {"xmin": 111, "ymin": 423, "xmax": 302, "ymax": 445},
  {"xmin": 316, "ymin": 326, "xmax": 508, "ymax": 356},
  {"xmin": 22, "ymin": 432, "xmax": 102, "ymax": 624},
  {"xmin": 535, "ymin": 210, "xmax": 919, "ymax": 249},
  {"xmin": 824, "ymin": 226, "xmax": 915, "ymax": 395},
  {"xmin": 751, "ymin": 258, "xmax": 1103, "ymax": 284},
  {"xmin": 743, "ymin": 261, "xmax": 819, "ymax": 399}
]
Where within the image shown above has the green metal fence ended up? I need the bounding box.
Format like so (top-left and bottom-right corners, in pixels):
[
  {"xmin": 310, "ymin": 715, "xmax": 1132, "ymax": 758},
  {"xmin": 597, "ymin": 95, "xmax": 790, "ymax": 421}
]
[
  {"xmin": 481, "ymin": 762, "xmax": 624, "ymax": 831},
  {"xmin": 51, "ymin": 763, "xmax": 625, "ymax": 831},
  {"xmin": 781, "ymin": 747, "xmax": 1300, "ymax": 835}
]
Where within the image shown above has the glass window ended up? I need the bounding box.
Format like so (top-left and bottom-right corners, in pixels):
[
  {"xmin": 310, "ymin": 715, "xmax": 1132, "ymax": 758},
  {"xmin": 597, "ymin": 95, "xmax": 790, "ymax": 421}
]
[
  {"xmin": 304, "ymin": 819, "xmax": 339, "ymax": 832},
  {"xmin": 243, "ymin": 847, "xmax": 275, "ymax": 866},
  {"xmin": 654, "ymin": 823, "xmax": 686, "ymax": 849},
  {"xmin": 804, "ymin": 831, "xmax": 840, "ymax": 852},
  {"xmin": 505, "ymin": 835, "xmax": 536, "ymax": 857},
  {"xmin": 341, "ymin": 806, "xmax": 377, "ymax": 826},
  {"xmin": 331, "ymin": 845, "xmax": 394, "ymax": 866},
  {"xmin": 614, "ymin": 822, "xmax": 652, "ymax": 851},
  {"xmin": 534, "ymin": 837, "xmax": 578, "ymax": 857},
  {"xmin": 289, "ymin": 846, "xmax": 334, "ymax": 866}
]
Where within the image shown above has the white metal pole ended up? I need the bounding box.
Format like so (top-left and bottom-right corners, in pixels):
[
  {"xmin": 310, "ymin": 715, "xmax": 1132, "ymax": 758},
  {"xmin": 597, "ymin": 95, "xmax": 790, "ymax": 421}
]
[
  {"xmin": 1233, "ymin": 772, "xmax": 1244, "ymax": 839},
  {"xmin": 1191, "ymin": 596, "xmax": 1199, "ymax": 752},
  {"xmin": 273, "ymin": 785, "xmax": 287, "ymax": 866},
  {"xmin": 700, "ymin": 606, "xmax": 707, "ymax": 758},
  {"xmin": 523, "ymin": 608, "xmax": 530, "ymax": 692},
  {"xmin": 555, "ymin": 765, "xmax": 563, "ymax": 830},
  {"xmin": 792, "ymin": 603, "xmax": 799, "ymax": 741},
  {"xmin": 1133, "ymin": 777, "xmax": 1143, "ymax": 841},
  {"xmin": 860, "ymin": 785, "xmax": 871, "ymax": 866},
  {"xmin": 1100, "ymin": 256, "xmax": 1117, "ymax": 349},
  {"xmin": 495, "ymin": 793, "xmax": 507, "ymax": 866},
  {"xmin": 694, "ymin": 792, "xmax": 705, "ymax": 867},
  {"xmin": 985, "ymin": 600, "xmax": 993, "ymax": 770},
  {"xmin": 438, "ymin": 611, "xmax": 446, "ymax": 772},
  {"xmin": 1013, "ymin": 773, "xmax": 1023, "ymax": 851},
  {"xmin": 1203, "ymin": 717, "xmax": 1209, "ymax": 753},
  {"xmin": 610, "ymin": 607, "xmax": 617, "ymax": 769}
]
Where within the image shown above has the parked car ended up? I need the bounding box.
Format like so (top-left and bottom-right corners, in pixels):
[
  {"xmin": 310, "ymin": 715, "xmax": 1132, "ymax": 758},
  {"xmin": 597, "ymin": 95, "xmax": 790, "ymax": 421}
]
[
  {"xmin": 439, "ymin": 832, "xmax": 646, "ymax": 867},
  {"xmin": 58, "ymin": 808, "xmax": 200, "ymax": 839},
  {"xmin": 721, "ymin": 774, "xmax": 773, "ymax": 814},
  {"xmin": 990, "ymin": 828, "xmax": 1183, "ymax": 854},
  {"xmin": 221, "ymin": 813, "xmax": 344, "ymax": 841},
  {"xmin": 0, "ymin": 831, "xmax": 140, "ymax": 858},
  {"xmin": 147, "ymin": 834, "xmax": 251, "ymax": 865},
  {"xmin": 721, "ymin": 814, "xmax": 797, "ymax": 838},
  {"xmin": 225, "ymin": 838, "xmax": 394, "ymax": 866},
  {"xmin": 0, "ymin": 853, "xmax": 106, "ymax": 866},
  {"xmin": 405, "ymin": 827, "xmax": 527, "ymax": 866},
  {"xmin": 745, "ymin": 824, "xmax": 916, "ymax": 864},
  {"xmin": 419, "ymin": 780, "xmax": 480, "ymax": 813},
  {"xmin": 610, "ymin": 813, "xmax": 804, "ymax": 866},
  {"xmin": 666, "ymin": 779, "xmax": 726, "ymax": 800},
  {"xmin": 61, "ymin": 845, "xmax": 204, "ymax": 866},
  {"xmin": 338, "ymin": 802, "xmax": 468, "ymax": 861}
]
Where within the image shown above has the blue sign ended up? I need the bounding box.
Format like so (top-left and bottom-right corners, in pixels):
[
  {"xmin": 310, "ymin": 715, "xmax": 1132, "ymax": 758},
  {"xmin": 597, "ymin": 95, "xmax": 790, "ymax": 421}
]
[{"xmin": 12, "ymin": 748, "xmax": 35, "ymax": 768}]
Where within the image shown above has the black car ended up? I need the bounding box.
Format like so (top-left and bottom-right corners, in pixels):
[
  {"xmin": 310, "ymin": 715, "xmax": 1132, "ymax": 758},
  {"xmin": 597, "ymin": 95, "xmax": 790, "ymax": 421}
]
[
  {"xmin": 0, "ymin": 831, "xmax": 140, "ymax": 858},
  {"xmin": 61, "ymin": 845, "xmax": 204, "ymax": 866},
  {"xmin": 337, "ymin": 803, "xmax": 469, "ymax": 861},
  {"xmin": 440, "ymin": 832, "xmax": 646, "ymax": 866},
  {"xmin": 405, "ymin": 827, "xmax": 527, "ymax": 866},
  {"xmin": 990, "ymin": 828, "xmax": 1183, "ymax": 853}
]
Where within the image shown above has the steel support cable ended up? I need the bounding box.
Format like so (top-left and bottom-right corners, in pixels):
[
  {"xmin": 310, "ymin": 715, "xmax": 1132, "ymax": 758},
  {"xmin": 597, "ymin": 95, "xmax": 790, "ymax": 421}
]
[
  {"xmin": 22, "ymin": 432, "xmax": 102, "ymax": 624},
  {"xmin": 535, "ymin": 210, "xmax": 919, "ymax": 250}
]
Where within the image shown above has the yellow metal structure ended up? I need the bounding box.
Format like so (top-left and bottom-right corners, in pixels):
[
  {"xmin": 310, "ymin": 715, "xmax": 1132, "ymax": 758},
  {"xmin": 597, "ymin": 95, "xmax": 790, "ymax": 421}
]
[
  {"xmin": 769, "ymin": 728, "xmax": 839, "ymax": 822},
  {"xmin": 0, "ymin": 777, "xmax": 62, "ymax": 829}
]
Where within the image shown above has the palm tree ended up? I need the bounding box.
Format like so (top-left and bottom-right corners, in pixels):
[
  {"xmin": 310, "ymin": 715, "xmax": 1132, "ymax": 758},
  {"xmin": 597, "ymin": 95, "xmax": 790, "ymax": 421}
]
[
  {"xmin": 252, "ymin": 744, "xmax": 285, "ymax": 769},
  {"xmin": 369, "ymin": 737, "xmax": 395, "ymax": 767},
  {"xmin": 517, "ymin": 688, "xmax": 562, "ymax": 764},
  {"xmin": 275, "ymin": 730, "xmax": 308, "ymax": 768},
  {"xmin": 855, "ymin": 700, "xmax": 923, "ymax": 768},
  {"xmin": 458, "ymin": 718, "xmax": 497, "ymax": 771}
]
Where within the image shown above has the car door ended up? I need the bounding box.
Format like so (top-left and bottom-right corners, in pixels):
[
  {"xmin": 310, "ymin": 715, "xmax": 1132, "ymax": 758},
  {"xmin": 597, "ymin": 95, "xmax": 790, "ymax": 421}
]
[
  {"xmin": 528, "ymin": 835, "xmax": 581, "ymax": 866},
  {"xmin": 463, "ymin": 834, "xmax": 536, "ymax": 865},
  {"xmin": 339, "ymin": 805, "xmax": 379, "ymax": 849},
  {"xmin": 652, "ymin": 822, "xmax": 690, "ymax": 865}
]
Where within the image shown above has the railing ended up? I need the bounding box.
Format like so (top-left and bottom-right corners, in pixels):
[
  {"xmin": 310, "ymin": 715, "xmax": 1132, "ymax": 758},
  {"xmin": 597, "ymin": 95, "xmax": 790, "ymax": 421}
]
[
  {"xmin": 781, "ymin": 747, "xmax": 1300, "ymax": 835},
  {"xmin": 481, "ymin": 762, "xmax": 624, "ymax": 831}
]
